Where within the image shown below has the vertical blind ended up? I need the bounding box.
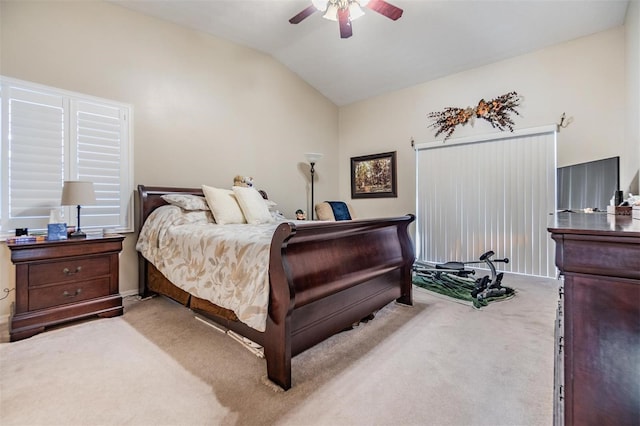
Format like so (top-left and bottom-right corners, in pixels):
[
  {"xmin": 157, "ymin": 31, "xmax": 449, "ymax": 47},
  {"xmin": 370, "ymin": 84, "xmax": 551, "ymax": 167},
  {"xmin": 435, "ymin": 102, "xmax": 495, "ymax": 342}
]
[
  {"xmin": 0, "ymin": 77, "xmax": 133, "ymax": 234},
  {"xmin": 415, "ymin": 125, "xmax": 557, "ymax": 278}
]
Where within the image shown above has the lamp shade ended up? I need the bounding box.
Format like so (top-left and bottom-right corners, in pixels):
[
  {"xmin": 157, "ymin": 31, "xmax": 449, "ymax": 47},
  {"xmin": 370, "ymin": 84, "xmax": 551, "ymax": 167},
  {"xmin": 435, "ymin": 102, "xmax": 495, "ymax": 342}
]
[
  {"xmin": 61, "ymin": 181, "xmax": 96, "ymax": 206},
  {"xmin": 304, "ymin": 152, "xmax": 324, "ymax": 164}
]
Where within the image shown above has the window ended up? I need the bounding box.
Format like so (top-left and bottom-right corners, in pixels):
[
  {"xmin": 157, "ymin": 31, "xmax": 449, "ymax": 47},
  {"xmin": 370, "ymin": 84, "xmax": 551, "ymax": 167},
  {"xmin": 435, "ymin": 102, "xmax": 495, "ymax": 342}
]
[{"xmin": 0, "ymin": 76, "xmax": 133, "ymax": 236}]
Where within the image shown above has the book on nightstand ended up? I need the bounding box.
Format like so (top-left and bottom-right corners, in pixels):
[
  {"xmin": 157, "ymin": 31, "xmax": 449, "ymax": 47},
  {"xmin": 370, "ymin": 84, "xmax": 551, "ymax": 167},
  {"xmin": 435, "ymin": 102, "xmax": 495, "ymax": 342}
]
[{"xmin": 6, "ymin": 235, "xmax": 46, "ymax": 244}]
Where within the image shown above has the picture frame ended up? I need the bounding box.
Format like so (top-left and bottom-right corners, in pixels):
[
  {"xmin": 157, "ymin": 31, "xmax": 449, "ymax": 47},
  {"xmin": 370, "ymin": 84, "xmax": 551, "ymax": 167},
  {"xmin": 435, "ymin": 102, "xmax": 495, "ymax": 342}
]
[
  {"xmin": 350, "ymin": 151, "xmax": 397, "ymax": 199},
  {"xmin": 47, "ymin": 223, "xmax": 68, "ymax": 241}
]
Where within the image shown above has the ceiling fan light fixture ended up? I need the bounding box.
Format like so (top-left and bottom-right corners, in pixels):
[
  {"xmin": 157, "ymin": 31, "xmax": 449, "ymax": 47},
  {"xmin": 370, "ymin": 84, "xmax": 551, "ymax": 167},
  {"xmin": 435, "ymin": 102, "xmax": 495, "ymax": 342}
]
[
  {"xmin": 323, "ymin": 3, "xmax": 339, "ymax": 21},
  {"xmin": 312, "ymin": 0, "xmax": 329, "ymax": 12},
  {"xmin": 348, "ymin": 3, "xmax": 365, "ymax": 20},
  {"xmin": 289, "ymin": 0, "xmax": 403, "ymax": 38}
]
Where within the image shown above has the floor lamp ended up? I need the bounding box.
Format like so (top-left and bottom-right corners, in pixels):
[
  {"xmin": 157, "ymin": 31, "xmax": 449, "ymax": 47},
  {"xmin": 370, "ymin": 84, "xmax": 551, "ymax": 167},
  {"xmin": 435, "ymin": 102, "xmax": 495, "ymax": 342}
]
[{"xmin": 304, "ymin": 152, "xmax": 323, "ymax": 220}]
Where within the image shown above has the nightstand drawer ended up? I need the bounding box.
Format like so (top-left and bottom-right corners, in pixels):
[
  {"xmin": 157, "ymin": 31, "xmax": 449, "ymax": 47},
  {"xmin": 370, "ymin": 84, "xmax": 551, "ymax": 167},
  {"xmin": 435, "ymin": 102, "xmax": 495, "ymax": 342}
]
[
  {"xmin": 28, "ymin": 278, "xmax": 111, "ymax": 311},
  {"xmin": 29, "ymin": 256, "xmax": 111, "ymax": 287}
]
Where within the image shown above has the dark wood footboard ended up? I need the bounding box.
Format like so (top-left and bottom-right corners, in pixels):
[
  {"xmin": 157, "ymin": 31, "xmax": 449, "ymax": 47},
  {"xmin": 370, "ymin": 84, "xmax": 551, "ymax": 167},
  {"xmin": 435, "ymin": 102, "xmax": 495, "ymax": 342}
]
[
  {"xmin": 137, "ymin": 185, "xmax": 415, "ymax": 390},
  {"xmin": 266, "ymin": 217, "xmax": 415, "ymax": 389}
]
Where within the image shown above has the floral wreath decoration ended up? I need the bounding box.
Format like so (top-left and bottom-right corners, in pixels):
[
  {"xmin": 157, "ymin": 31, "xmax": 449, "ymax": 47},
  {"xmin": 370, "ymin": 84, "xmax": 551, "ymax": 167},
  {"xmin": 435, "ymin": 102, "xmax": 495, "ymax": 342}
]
[{"xmin": 427, "ymin": 91, "xmax": 522, "ymax": 141}]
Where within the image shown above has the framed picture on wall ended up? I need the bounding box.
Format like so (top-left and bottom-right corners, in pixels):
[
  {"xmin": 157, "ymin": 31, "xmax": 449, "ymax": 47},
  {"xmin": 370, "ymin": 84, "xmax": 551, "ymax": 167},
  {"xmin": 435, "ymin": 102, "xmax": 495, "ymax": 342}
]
[{"xmin": 350, "ymin": 151, "xmax": 397, "ymax": 199}]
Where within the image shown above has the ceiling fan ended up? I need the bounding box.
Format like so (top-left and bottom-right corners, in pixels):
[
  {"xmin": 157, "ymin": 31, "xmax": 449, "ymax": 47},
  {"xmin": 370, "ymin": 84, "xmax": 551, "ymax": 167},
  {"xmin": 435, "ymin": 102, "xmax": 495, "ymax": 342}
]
[{"xmin": 289, "ymin": 0, "xmax": 403, "ymax": 39}]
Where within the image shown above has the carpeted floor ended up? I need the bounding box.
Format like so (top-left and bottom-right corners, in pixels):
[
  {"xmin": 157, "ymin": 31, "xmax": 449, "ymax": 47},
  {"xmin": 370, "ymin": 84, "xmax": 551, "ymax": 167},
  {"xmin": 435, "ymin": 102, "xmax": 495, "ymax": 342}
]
[{"xmin": 0, "ymin": 273, "xmax": 559, "ymax": 425}]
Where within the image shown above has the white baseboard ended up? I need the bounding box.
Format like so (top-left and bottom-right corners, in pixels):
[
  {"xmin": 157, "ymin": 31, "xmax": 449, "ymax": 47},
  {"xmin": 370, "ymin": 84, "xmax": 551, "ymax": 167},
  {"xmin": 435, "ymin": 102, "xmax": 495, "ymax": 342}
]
[
  {"xmin": 0, "ymin": 314, "xmax": 9, "ymax": 343},
  {"xmin": 120, "ymin": 289, "xmax": 139, "ymax": 298}
]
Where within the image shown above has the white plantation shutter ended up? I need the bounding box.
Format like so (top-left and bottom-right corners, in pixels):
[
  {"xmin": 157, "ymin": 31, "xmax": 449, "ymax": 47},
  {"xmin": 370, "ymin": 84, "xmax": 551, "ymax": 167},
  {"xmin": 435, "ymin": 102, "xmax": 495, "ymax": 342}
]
[
  {"xmin": 5, "ymin": 88, "xmax": 65, "ymax": 229},
  {"xmin": 72, "ymin": 101, "xmax": 129, "ymax": 229},
  {"xmin": 0, "ymin": 77, "xmax": 133, "ymax": 235}
]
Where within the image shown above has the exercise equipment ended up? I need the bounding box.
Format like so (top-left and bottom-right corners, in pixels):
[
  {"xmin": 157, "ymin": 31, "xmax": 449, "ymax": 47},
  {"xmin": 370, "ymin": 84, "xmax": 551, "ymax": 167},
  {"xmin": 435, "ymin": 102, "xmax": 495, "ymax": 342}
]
[{"xmin": 413, "ymin": 251, "xmax": 512, "ymax": 304}]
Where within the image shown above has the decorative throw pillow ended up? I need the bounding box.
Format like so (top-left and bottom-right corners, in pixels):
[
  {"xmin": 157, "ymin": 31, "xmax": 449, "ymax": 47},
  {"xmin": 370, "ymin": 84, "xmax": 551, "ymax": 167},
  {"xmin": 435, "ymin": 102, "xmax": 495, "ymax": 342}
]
[
  {"xmin": 232, "ymin": 186, "xmax": 274, "ymax": 224},
  {"xmin": 161, "ymin": 194, "xmax": 210, "ymax": 211},
  {"xmin": 315, "ymin": 201, "xmax": 356, "ymax": 221},
  {"xmin": 315, "ymin": 202, "xmax": 335, "ymax": 221},
  {"xmin": 201, "ymin": 185, "xmax": 246, "ymax": 225}
]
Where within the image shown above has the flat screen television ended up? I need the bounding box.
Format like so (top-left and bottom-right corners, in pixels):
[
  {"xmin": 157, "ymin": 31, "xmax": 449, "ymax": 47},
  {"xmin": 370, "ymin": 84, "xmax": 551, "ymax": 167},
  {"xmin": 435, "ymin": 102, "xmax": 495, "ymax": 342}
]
[{"xmin": 557, "ymin": 156, "xmax": 620, "ymax": 211}]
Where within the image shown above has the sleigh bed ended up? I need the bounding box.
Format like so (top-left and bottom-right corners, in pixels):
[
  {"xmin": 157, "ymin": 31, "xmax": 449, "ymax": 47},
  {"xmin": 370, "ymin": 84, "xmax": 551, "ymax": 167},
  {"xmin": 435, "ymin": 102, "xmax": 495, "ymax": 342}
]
[{"xmin": 136, "ymin": 184, "xmax": 415, "ymax": 390}]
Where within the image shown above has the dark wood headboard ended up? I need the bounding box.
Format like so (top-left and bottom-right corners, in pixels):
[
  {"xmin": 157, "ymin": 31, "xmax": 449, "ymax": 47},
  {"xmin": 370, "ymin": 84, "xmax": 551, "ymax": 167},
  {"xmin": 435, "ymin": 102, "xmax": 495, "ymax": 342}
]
[
  {"xmin": 137, "ymin": 184, "xmax": 269, "ymax": 227},
  {"xmin": 137, "ymin": 185, "xmax": 204, "ymax": 227}
]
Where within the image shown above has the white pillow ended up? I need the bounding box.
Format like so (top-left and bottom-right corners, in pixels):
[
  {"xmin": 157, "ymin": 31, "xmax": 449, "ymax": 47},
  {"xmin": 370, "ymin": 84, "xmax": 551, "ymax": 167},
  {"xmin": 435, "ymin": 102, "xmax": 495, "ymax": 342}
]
[
  {"xmin": 201, "ymin": 185, "xmax": 246, "ymax": 225},
  {"xmin": 161, "ymin": 194, "xmax": 209, "ymax": 211},
  {"xmin": 232, "ymin": 186, "xmax": 274, "ymax": 224}
]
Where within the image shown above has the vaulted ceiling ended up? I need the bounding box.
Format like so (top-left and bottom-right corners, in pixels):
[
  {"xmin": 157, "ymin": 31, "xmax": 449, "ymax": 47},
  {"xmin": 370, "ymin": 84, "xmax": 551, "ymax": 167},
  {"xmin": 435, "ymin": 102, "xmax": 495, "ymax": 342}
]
[{"xmin": 111, "ymin": 0, "xmax": 629, "ymax": 106}]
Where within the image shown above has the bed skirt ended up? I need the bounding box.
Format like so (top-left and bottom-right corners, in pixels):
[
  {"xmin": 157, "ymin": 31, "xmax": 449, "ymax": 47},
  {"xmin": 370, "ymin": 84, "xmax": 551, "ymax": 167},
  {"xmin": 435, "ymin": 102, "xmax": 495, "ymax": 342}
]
[{"xmin": 148, "ymin": 262, "xmax": 240, "ymax": 322}]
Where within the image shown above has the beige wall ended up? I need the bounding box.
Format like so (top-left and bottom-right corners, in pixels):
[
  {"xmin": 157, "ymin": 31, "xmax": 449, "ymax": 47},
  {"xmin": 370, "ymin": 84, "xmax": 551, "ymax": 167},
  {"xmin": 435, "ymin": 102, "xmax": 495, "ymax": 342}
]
[
  {"xmin": 0, "ymin": 0, "xmax": 338, "ymax": 319},
  {"xmin": 339, "ymin": 26, "xmax": 637, "ymax": 219}
]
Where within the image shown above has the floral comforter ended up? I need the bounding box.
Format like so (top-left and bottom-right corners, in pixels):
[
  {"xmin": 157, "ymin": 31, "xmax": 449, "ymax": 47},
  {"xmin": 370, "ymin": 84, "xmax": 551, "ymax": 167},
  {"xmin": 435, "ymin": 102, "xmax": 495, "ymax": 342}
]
[{"xmin": 136, "ymin": 205, "xmax": 284, "ymax": 332}]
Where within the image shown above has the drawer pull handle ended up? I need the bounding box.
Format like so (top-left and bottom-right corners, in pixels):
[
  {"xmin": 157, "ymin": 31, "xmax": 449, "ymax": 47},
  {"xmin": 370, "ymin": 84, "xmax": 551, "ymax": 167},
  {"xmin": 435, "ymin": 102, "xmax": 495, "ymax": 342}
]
[
  {"xmin": 62, "ymin": 266, "xmax": 82, "ymax": 276},
  {"xmin": 62, "ymin": 289, "xmax": 82, "ymax": 298}
]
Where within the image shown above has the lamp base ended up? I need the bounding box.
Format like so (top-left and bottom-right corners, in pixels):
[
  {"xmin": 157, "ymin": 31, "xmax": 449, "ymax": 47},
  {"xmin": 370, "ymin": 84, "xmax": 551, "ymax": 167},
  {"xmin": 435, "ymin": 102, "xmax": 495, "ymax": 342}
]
[{"xmin": 69, "ymin": 230, "xmax": 86, "ymax": 238}]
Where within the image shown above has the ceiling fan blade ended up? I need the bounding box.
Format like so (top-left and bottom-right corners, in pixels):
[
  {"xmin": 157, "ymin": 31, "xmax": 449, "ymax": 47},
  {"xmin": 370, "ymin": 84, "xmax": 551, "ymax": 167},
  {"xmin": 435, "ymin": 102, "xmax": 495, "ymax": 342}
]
[
  {"xmin": 338, "ymin": 8, "xmax": 353, "ymax": 38},
  {"xmin": 289, "ymin": 5, "xmax": 317, "ymax": 24},
  {"xmin": 366, "ymin": 0, "xmax": 403, "ymax": 21}
]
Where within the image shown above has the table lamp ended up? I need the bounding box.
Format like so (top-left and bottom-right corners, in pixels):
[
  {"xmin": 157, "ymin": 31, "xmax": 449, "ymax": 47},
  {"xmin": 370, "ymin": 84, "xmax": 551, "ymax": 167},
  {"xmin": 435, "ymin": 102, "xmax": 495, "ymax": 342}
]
[{"xmin": 61, "ymin": 181, "xmax": 96, "ymax": 237}]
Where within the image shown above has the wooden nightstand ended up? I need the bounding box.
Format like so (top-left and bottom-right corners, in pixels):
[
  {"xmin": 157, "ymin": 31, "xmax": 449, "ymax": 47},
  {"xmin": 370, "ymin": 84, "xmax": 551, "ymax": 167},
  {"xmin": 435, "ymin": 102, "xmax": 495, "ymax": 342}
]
[{"xmin": 6, "ymin": 234, "xmax": 125, "ymax": 341}]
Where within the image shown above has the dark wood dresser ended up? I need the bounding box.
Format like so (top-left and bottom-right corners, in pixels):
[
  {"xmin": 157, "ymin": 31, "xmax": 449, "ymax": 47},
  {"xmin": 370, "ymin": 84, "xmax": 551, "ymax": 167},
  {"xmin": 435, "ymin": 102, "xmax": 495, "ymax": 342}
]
[
  {"xmin": 7, "ymin": 234, "xmax": 125, "ymax": 341},
  {"xmin": 548, "ymin": 213, "xmax": 640, "ymax": 426}
]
